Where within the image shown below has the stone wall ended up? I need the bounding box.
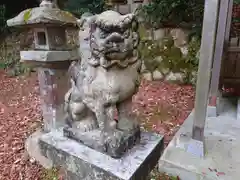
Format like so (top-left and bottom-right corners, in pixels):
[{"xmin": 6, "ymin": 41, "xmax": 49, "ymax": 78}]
[
  {"xmin": 1, "ymin": 22, "xmax": 199, "ymax": 85},
  {"xmin": 117, "ymin": 0, "xmax": 148, "ymax": 14},
  {"xmin": 140, "ymin": 28, "xmax": 200, "ymax": 85}
]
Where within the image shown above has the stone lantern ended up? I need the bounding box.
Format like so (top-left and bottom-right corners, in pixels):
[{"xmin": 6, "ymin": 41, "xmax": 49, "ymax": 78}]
[{"xmin": 7, "ymin": 0, "xmax": 79, "ymax": 133}]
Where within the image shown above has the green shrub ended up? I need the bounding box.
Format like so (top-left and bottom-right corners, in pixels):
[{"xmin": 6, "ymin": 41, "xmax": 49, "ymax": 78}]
[
  {"xmin": 234, "ymin": 0, "xmax": 240, "ymax": 4},
  {"xmin": 63, "ymin": 0, "xmax": 106, "ymax": 17},
  {"xmin": 0, "ymin": 5, "xmax": 6, "ymax": 34},
  {"xmin": 136, "ymin": 0, "xmax": 204, "ymax": 39},
  {"xmin": 139, "ymin": 39, "xmax": 162, "ymax": 72},
  {"xmin": 139, "ymin": 34, "xmax": 201, "ymax": 85}
]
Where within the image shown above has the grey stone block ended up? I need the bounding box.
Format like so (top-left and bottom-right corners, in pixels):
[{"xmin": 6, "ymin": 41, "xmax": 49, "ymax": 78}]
[
  {"xmin": 237, "ymin": 98, "xmax": 240, "ymax": 121},
  {"xmin": 25, "ymin": 129, "xmax": 53, "ymax": 169},
  {"xmin": 159, "ymin": 104, "xmax": 240, "ymax": 180},
  {"xmin": 39, "ymin": 130, "xmax": 164, "ymax": 180},
  {"xmin": 207, "ymin": 106, "xmax": 217, "ymax": 117},
  {"xmin": 63, "ymin": 127, "xmax": 141, "ymax": 159}
]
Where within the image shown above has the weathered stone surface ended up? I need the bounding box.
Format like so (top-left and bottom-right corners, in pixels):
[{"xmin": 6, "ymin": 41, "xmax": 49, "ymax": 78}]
[
  {"xmin": 180, "ymin": 46, "xmax": 188, "ymax": 56},
  {"xmin": 190, "ymin": 71, "xmax": 197, "ymax": 85},
  {"xmin": 165, "ymin": 72, "xmax": 184, "ymax": 83},
  {"xmin": 141, "ymin": 62, "xmax": 147, "ymax": 73},
  {"xmin": 118, "ymin": 4, "xmax": 131, "ymax": 15},
  {"xmin": 7, "ymin": 1, "xmax": 77, "ymax": 27},
  {"xmin": 20, "ymin": 50, "xmax": 79, "ymax": 62},
  {"xmin": 37, "ymin": 68, "xmax": 70, "ymax": 132},
  {"xmin": 142, "ymin": 72, "xmax": 153, "ymax": 81},
  {"xmin": 237, "ymin": 99, "xmax": 240, "ymax": 122},
  {"xmin": 139, "ymin": 28, "xmax": 200, "ymax": 84},
  {"xmin": 161, "ymin": 68, "xmax": 170, "ymax": 75},
  {"xmin": 170, "ymin": 28, "xmax": 189, "ymax": 48},
  {"xmin": 159, "ymin": 102, "xmax": 240, "ymax": 180},
  {"xmin": 61, "ymin": 170, "xmax": 83, "ymax": 180},
  {"xmin": 152, "ymin": 70, "xmax": 163, "ymax": 80},
  {"xmin": 25, "ymin": 129, "xmax": 53, "ymax": 169},
  {"xmin": 39, "ymin": 130, "xmax": 164, "ymax": 180},
  {"xmin": 64, "ymin": 10, "xmax": 142, "ymax": 158},
  {"xmin": 63, "ymin": 127, "xmax": 141, "ymax": 158},
  {"xmin": 230, "ymin": 37, "xmax": 239, "ymax": 46},
  {"xmin": 154, "ymin": 29, "xmax": 165, "ymax": 40}
]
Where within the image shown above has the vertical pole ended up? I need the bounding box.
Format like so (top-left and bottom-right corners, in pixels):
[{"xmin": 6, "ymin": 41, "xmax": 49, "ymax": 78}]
[
  {"xmin": 225, "ymin": 0, "xmax": 233, "ymax": 42},
  {"xmin": 209, "ymin": 0, "xmax": 233, "ymax": 112},
  {"xmin": 192, "ymin": 0, "xmax": 220, "ymax": 141}
]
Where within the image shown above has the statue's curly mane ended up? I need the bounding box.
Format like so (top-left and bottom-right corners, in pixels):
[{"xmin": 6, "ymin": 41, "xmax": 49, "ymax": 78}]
[{"xmin": 87, "ymin": 50, "xmax": 139, "ymax": 69}]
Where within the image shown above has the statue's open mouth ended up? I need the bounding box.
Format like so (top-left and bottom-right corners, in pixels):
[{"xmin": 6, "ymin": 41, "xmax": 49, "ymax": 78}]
[{"xmin": 105, "ymin": 50, "xmax": 128, "ymax": 60}]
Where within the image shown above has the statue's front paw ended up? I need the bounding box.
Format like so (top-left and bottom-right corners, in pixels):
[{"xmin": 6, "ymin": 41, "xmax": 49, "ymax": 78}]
[
  {"xmin": 104, "ymin": 130, "xmax": 124, "ymax": 147},
  {"xmin": 100, "ymin": 130, "xmax": 125, "ymax": 158},
  {"xmin": 73, "ymin": 118, "xmax": 98, "ymax": 132},
  {"xmin": 117, "ymin": 117, "xmax": 139, "ymax": 131},
  {"xmin": 99, "ymin": 123, "xmax": 141, "ymax": 158}
]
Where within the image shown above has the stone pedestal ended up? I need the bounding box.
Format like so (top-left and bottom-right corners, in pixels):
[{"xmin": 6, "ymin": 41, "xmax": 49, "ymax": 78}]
[
  {"xmin": 38, "ymin": 67, "xmax": 70, "ymax": 132},
  {"xmin": 20, "ymin": 52, "xmax": 78, "ymax": 165},
  {"xmin": 21, "ymin": 59, "xmax": 74, "ymax": 132},
  {"xmin": 23, "ymin": 63, "xmax": 73, "ymax": 168},
  {"xmin": 25, "ymin": 129, "xmax": 53, "ymax": 169},
  {"xmin": 20, "ymin": 50, "xmax": 78, "ymax": 132},
  {"xmin": 39, "ymin": 129, "xmax": 164, "ymax": 180}
]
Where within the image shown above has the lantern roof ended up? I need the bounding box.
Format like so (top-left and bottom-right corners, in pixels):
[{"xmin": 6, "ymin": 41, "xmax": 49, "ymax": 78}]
[{"xmin": 7, "ymin": 0, "xmax": 78, "ymax": 28}]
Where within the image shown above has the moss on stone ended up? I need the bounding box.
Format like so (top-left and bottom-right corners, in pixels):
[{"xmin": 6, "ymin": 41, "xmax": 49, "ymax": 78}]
[
  {"xmin": 23, "ymin": 9, "xmax": 32, "ymax": 22},
  {"xmin": 139, "ymin": 30, "xmax": 200, "ymax": 84},
  {"xmin": 42, "ymin": 168, "xmax": 59, "ymax": 180}
]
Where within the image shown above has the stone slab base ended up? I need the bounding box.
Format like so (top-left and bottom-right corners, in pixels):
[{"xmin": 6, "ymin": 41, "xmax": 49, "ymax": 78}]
[
  {"xmin": 39, "ymin": 130, "xmax": 164, "ymax": 180},
  {"xmin": 63, "ymin": 127, "xmax": 141, "ymax": 158},
  {"xmin": 25, "ymin": 129, "xmax": 53, "ymax": 169},
  {"xmin": 237, "ymin": 98, "xmax": 240, "ymax": 121},
  {"xmin": 159, "ymin": 100, "xmax": 240, "ymax": 180},
  {"xmin": 206, "ymin": 106, "xmax": 217, "ymax": 117}
]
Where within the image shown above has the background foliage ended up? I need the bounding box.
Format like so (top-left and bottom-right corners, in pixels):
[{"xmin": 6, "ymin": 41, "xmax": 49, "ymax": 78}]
[
  {"xmin": 0, "ymin": 5, "xmax": 6, "ymax": 34},
  {"xmin": 63, "ymin": 0, "xmax": 105, "ymax": 17},
  {"xmin": 136, "ymin": 0, "xmax": 204, "ymax": 39},
  {"xmin": 139, "ymin": 34, "xmax": 200, "ymax": 85},
  {"xmin": 234, "ymin": 0, "xmax": 240, "ymax": 4}
]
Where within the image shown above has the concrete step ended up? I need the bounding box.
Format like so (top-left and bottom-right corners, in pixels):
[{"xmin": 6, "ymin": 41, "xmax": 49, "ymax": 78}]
[
  {"xmin": 216, "ymin": 96, "xmax": 237, "ymax": 117},
  {"xmin": 237, "ymin": 98, "xmax": 240, "ymax": 121}
]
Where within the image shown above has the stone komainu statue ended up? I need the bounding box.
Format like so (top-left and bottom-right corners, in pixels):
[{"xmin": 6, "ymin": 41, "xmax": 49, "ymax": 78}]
[{"xmin": 64, "ymin": 10, "xmax": 142, "ymax": 158}]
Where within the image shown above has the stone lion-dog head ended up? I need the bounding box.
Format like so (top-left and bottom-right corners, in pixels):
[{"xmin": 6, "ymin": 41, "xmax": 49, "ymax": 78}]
[{"xmin": 79, "ymin": 10, "xmax": 140, "ymax": 69}]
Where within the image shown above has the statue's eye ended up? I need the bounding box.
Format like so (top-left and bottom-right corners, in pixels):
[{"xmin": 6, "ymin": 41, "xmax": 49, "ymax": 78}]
[{"xmin": 123, "ymin": 30, "xmax": 130, "ymax": 37}]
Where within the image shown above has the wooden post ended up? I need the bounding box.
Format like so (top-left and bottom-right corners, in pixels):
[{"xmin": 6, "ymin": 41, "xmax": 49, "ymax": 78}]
[
  {"xmin": 192, "ymin": 0, "xmax": 220, "ymax": 142},
  {"xmin": 225, "ymin": 0, "xmax": 233, "ymax": 42},
  {"xmin": 209, "ymin": 0, "xmax": 233, "ymax": 111}
]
